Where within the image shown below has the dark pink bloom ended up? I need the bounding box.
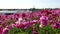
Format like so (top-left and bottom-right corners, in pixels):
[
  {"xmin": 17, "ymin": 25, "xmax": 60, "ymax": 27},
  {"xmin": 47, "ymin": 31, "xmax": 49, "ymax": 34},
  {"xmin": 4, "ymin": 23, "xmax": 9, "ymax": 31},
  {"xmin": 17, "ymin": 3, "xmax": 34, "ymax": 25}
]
[
  {"xmin": 0, "ymin": 26, "xmax": 3, "ymax": 34},
  {"xmin": 21, "ymin": 13, "xmax": 26, "ymax": 18},
  {"xmin": 51, "ymin": 23, "xmax": 57, "ymax": 29},
  {"xmin": 2, "ymin": 26, "xmax": 9, "ymax": 34}
]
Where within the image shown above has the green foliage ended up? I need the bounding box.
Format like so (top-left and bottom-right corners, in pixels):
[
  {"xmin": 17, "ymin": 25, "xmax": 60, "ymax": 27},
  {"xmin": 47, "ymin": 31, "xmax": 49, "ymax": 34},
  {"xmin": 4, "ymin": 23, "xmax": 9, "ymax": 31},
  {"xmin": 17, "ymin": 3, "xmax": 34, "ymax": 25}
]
[
  {"xmin": 9, "ymin": 26, "xmax": 33, "ymax": 34},
  {"xmin": 9, "ymin": 23, "xmax": 60, "ymax": 34}
]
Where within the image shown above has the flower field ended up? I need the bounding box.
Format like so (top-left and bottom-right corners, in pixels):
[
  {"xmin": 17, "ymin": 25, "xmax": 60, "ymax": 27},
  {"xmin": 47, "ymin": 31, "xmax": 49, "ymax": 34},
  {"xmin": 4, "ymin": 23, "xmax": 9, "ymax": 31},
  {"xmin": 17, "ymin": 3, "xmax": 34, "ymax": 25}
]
[{"xmin": 0, "ymin": 9, "xmax": 60, "ymax": 34}]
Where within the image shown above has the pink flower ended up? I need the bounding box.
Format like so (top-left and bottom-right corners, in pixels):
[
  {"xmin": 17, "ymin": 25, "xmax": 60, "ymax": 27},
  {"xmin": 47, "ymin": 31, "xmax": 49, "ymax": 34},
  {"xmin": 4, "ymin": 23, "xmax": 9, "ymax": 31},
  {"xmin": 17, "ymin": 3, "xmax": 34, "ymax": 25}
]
[
  {"xmin": 30, "ymin": 20, "xmax": 38, "ymax": 25},
  {"xmin": 29, "ymin": 14, "xmax": 34, "ymax": 19},
  {"xmin": 40, "ymin": 16, "xmax": 48, "ymax": 20},
  {"xmin": 39, "ymin": 16, "xmax": 48, "ymax": 28},
  {"xmin": 51, "ymin": 23, "xmax": 57, "ymax": 29},
  {"xmin": 10, "ymin": 23, "xmax": 15, "ymax": 28},
  {"xmin": 22, "ymin": 22, "xmax": 30, "ymax": 29},
  {"xmin": 49, "ymin": 20, "xmax": 54, "ymax": 24},
  {"xmin": 24, "ymin": 24, "xmax": 30, "ymax": 29},
  {"xmin": 15, "ymin": 21, "xmax": 23, "ymax": 28},
  {"xmin": 32, "ymin": 30, "xmax": 38, "ymax": 34},
  {"xmin": 2, "ymin": 26, "xmax": 9, "ymax": 34},
  {"xmin": 0, "ymin": 26, "xmax": 3, "ymax": 34},
  {"xmin": 15, "ymin": 21, "xmax": 21, "ymax": 28},
  {"xmin": 32, "ymin": 27, "xmax": 38, "ymax": 34},
  {"xmin": 21, "ymin": 13, "xmax": 26, "ymax": 18}
]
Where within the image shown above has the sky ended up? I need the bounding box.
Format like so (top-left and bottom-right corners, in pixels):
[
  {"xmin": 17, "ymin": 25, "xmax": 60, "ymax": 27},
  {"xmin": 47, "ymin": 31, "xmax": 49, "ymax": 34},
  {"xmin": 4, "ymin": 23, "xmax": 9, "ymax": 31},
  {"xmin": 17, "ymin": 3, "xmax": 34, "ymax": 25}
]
[{"xmin": 0, "ymin": 0, "xmax": 60, "ymax": 9}]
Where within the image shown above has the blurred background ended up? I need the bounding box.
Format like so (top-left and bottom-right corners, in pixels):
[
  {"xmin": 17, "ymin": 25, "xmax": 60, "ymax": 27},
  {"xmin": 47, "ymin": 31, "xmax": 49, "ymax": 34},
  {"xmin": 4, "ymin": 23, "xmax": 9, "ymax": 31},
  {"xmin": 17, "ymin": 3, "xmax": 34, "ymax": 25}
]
[
  {"xmin": 0, "ymin": 0, "xmax": 60, "ymax": 9},
  {"xmin": 0, "ymin": 0, "xmax": 60, "ymax": 14}
]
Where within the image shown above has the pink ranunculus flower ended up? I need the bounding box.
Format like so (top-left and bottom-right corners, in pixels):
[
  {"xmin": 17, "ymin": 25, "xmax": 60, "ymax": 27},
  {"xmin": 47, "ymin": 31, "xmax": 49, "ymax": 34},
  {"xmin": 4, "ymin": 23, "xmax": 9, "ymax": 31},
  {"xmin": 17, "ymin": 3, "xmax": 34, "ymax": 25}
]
[{"xmin": 39, "ymin": 16, "xmax": 48, "ymax": 28}]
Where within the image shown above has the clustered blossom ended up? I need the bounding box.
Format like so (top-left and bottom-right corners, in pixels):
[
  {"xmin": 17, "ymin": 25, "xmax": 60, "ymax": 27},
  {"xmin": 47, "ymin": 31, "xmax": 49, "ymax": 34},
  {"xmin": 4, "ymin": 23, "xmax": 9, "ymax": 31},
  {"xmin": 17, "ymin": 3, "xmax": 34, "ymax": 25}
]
[
  {"xmin": 0, "ymin": 26, "xmax": 9, "ymax": 34},
  {"xmin": 0, "ymin": 9, "xmax": 60, "ymax": 34},
  {"xmin": 39, "ymin": 16, "xmax": 48, "ymax": 28}
]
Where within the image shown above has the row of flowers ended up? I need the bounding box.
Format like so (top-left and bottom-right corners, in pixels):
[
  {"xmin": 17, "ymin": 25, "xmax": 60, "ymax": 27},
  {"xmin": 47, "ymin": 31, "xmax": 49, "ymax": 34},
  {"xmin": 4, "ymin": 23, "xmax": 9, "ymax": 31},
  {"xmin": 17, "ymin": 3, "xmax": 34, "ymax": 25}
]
[{"xmin": 0, "ymin": 9, "xmax": 60, "ymax": 34}]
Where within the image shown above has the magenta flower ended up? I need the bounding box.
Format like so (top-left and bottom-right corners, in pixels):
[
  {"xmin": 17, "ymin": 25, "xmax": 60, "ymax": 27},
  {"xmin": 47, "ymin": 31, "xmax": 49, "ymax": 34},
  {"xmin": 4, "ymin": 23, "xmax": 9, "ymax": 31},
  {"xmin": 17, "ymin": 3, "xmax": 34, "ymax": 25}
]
[
  {"xmin": 32, "ymin": 27, "xmax": 38, "ymax": 34},
  {"xmin": 39, "ymin": 16, "xmax": 48, "ymax": 28},
  {"xmin": 58, "ymin": 19, "xmax": 60, "ymax": 23},
  {"xmin": 15, "ymin": 21, "xmax": 24, "ymax": 28},
  {"xmin": 10, "ymin": 23, "xmax": 15, "ymax": 28},
  {"xmin": 22, "ymin": 22, "xmax": 30, "ymax": 29},
  {"xmin": 51, "ymin": 23, "xmax": 57, "ymax": 29},
  {"xmin": 0, "ymin": 26, "xmax": 3, "ymax": 34},
  {"xmin": 29, "ymin": 14, "xmax": 34, "ymax": 19},
  {"xmin": 49, "ymin": 20, "xmax": 55, "ymax": 24},
  {"xmin": 55, "ymin": 23, "xmax": 60, "ymax": 29},
  {"xmin": 29, "ymin": 20, "xmax": 38, "ymax": 25},
  {"xmin": 21, "ymin": 13, "xmax": 26, "ymax": 18},
  {"xmin": 15, "ymin": 21, "xmax": 21, "ymax": 28},
  {"xmin": 32, "ymin": 30, "xmax": 38, "ymax": 34},
  {"xmin": 24, "ymin": 24, "xmax": 30, "ymax": 29},
  {"xmin": 3, "ymin": 15, "xmax": 11, "ymax": 21},
  {"xmin": 2, "ymin": 26, "xmax": 9, "ymax": 34}
]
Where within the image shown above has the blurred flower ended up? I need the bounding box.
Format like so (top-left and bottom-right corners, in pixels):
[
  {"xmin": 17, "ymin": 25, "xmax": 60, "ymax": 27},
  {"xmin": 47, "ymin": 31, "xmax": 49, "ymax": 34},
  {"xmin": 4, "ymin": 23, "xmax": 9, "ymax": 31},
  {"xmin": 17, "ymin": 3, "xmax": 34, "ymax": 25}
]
[
  {"xmin": 56, "ymin": 23, "xmax": 60, "ymax": 29},
  {"xmin": 58, "ymin": 19, "xmax": 60, "ymax": 23},
  {"xmin": 30, "ymin": 20, "xmax": 38, "ymax": 25},
  {"xmin": 10, "ymin": 23, "xmax": 15, "ymax": 28},
  {"xmin": 51, "ymin": 23, "xmax": 57, "ymax": 29},
  {"xmin": 15, "ymin": 21, "xmax": 21, "ymax": 28},
  {"xmin": 39, "ymin": 16, "xmax": 48, "ymax": 28},
  {"xmin": 32, "ymin": 30, "xmax": 38, "ymax": 34},
  {"xmin": 32, "ymin": 26, "xmax": 38, "ymax": 34},
  {"xmin": 2, "ymin": 26, "xmax": 9, "ymax": 34},
  {"xmin": 0, "ymin": 26, "xmax": 3, "ymax": 34},
  {"xmin": 21, "ymin": 13, "xmax": 26, "ymax": 18},
  {"xmin": 49, "ymin": 20, "xmax": 56, "ymax": 24},
  {"xmin": 22, "ymin": 22, "xmax": 30, "ymax": 29},
  {"xmin": 18, "ymin": 17, "xmax": 22, "ymax": 22}
]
